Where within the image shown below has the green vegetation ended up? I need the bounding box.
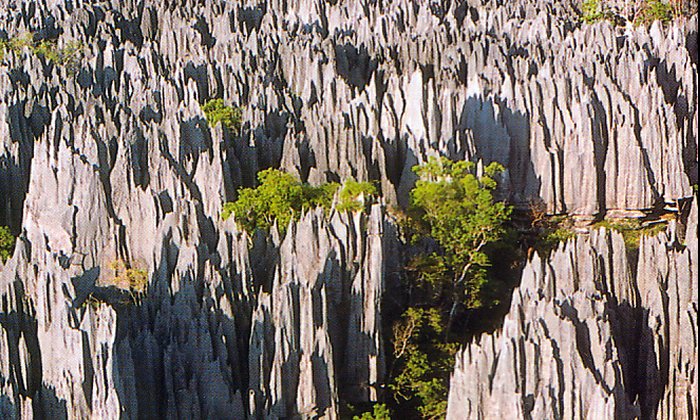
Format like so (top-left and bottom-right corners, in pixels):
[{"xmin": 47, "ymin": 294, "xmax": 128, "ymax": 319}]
[
  {"xmin": 634, "ymin": 0, "xmax": 674, "ymax": 24},
  {"xmin": 106, "ymin": 259, "xmax": 149, "ymax": 296},
  {"xmin": 592, "ymin": 218, "xmax": 668, "ymax": 251},
  {"xmin": 202, "ymin": 99, "xmax": 243, "ymax": 134},
  {"xmin": 222, "ymin": 169, "xmax": 338, "ymax": 234},
  {"xmin": 389, "ymin": 308, "xmax": 457, "ymax": 419},
  {"xmin": 386, "ymin": 157, "xmax": 513, "ymax": 418},
  {"xmin": 409, "ymin": 157, "xmax": 512, "ymax": 314},
  {"xmin": 579, "ymin": 0, "xmax": 693, "ymax": 24},
  {"xmin": 337, "ymin": 179, "xmax": 377, "ymax": 212},
  {"xmin": 581, "ymin": 0, "xmax": 615, "ymax": 23},
  {"xmin": 2, "ymin": 32, "xmax": 34, "ymax": 56},
  {"xmin": 530, "ymin": 209, "xmax": 577, "ymax": 254},
  {"xmin": 352, "ymin": 403, "xmax": 391, "ymax": 420},
  {"xmin": 222, "ymin": 169, "xmax": 378, "ymax": 235},
  {"xmin": 0, "ymin": 33, "xmax": 84, "ymax": 72},
  {"xmin": 0, "ymin": 226, "xmax": 15, "ymax": 262},
  {"xmin": 540, "ymin": 224, "xmax": 577, "ymax": 251}
]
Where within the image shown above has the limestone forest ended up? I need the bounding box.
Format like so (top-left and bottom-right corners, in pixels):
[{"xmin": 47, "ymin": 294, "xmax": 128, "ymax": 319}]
[{"xmin": 0, "ymin": 0, "xmax": 697, "ymax": 419}]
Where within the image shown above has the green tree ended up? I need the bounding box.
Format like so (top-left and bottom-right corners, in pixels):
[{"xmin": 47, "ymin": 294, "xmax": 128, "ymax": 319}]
[
  {"xmin": 0, "ymin": 226, "xmax": 15, "ymax": 262},
  {"xmin": 389, "ymin": 308, "xmax": 457, "ymax": 419},
  {"xmin": 409, "ymin": 157, "xmax": 512, "ymax": 333},
  {"xmin": 222, "ymin": 170, "xmax": 380, "ymax": 235},
  {"xmin": 385, "ymin": 158, "xmax": 511, "ymax": 418},
  {"xmin": 223, "ymin": 169, "xmax": 321, "ymax": 234}
]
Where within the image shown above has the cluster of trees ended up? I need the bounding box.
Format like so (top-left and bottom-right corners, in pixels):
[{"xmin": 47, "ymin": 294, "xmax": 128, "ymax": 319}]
[
  {"xmin": 222, "ymin": 169, "xmax": 376, "ymax": 235},
  {"xmin": 227, "ymin": 159, "xmax": 514, "ymax": 419},
  {"xmin": 202, "ymin": 99, "xmax": 243, "ymax": 134}
]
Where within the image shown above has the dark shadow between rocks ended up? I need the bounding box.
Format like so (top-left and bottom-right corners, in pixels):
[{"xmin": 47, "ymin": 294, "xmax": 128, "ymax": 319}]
[
  {"xmin": 0, "ymin": 281, "xmax": 68, "ymax": 419},
  {"xmin": 334, "ymin": 42, "xmax": 378, "ymax": 92},
  {"xmin": 108, "ymin": 231, "xmax": 250, "ymax": 419}
]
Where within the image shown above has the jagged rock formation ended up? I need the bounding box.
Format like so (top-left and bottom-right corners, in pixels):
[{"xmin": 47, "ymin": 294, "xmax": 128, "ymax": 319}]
[
  {"xmin": 0, "ymin": 0, "xmax": 696, "ymax": 418},
  {"xmin": 446, "ymin": 198, "xmax": 698, "ymax": 419}
]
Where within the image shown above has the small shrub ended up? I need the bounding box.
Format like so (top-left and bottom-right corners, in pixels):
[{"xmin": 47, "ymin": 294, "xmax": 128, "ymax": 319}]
[
  {"xmin": 33, "ymin": 40, "xmax": 61, "ymax": 63},
  {"xmin": 593, "ymin": 218, "xmax": 668, "ymax": 251},
  {"xmin": 202, "ymin": 99, "xmax": 243, "ymax": 134},
  {"xmin": 106, "ymin": 260, "xmax": 149, "ymax": 295},
  {"xmin": 222, "ymin": 169, "xmax": 342, "ymax": 235},
  {"xmin": 539, "ymin": 225, "xmax": 577, "ymax": 252},
  {"xmin": 0, "ymin": 226, "xmax": 16, "ymax": 262},
  {"xmin": 222, "ymin": 170, "xmax": 378, "ymax": 235},
  {"xmin": 337, "ymin": 179, "xmax": 377, "ymax": 212},
  {"xmin": 581, "ymin": 0, "xmax": 615, "ymax": 23},
  {"xmin": 7, "ymin": 32, "xmax": 34, "ymax": 53},
  {"xmin": 530, "ymin": 210, "xmax": 577, "ymax": 254},
  {"xmin": 0, "ymin": 33, "xmax": 84, "ymax": 73}
]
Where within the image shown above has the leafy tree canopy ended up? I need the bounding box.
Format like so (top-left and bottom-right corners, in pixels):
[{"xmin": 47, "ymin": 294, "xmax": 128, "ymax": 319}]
[
  {"xmin": 222, "ymin": 169, "xmax": 377, "ymax": 235},
  {"xmin": 409, "ymin": 157, "xmax": 512, "ymax": 310}
]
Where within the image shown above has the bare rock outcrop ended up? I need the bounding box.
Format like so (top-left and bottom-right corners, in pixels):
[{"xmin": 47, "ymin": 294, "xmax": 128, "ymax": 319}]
[
  {"xmin": 446, "ymin": 198, "xmax": 698, "ymax": 419},
  {"xmin": 0, "ymin": 0, "xmax": 696, "ymax": 418}
]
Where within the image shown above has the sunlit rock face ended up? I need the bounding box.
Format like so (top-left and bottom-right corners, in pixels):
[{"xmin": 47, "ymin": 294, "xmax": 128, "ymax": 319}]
[
  {"xmin": 447, "ymin": 198, "xmax": 698, "ymax": 420},
  {"xmin": 0, "ymin": 0, "xmax": 696, "ymax": 418}
]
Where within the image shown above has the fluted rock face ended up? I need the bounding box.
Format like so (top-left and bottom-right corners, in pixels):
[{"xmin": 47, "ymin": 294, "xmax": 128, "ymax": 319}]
[
  {"xmin": 0, "ymin": 191, "xmax": 391, "ymax": 419},
  {"xmin": 1, "ymin": 0, "xmax": 696, "ymax": 224},
  {"xmin": 0, "ymin": 0, "xmax": 697, "ymax": 418},
  {"xmin": 248, "ymin": 207, "xmax": 388, "ymax": 419},
  {"xmin": 446, "ymin": 198, "xmax": 698, "ymax": 419}
]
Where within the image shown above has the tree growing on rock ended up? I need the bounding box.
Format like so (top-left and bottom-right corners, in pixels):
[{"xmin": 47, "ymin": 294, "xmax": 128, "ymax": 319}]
[
  {"xmin": 409, "ymin": 157, "xmax": 512, "ymax": 331},
  {"xmin": 388, "ymin": 157, "xmax": 512, "ymax": 418},
  {"xmin": 202, "ymin": 98, "xmax": 243, "ymax": 134}
]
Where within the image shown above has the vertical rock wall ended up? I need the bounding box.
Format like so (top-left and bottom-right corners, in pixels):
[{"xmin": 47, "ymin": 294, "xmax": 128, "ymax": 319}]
[
  {"xmin": 446, "ymin": 199, "xmax": 698, "ymax": 419},
  {"xmin": 0, "ymin": 0, "xmax": 696, "ymax": 418}
]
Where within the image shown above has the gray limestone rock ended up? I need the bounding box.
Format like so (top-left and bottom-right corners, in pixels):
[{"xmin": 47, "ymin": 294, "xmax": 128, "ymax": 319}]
[
  {"xmin": 446, "ymin": 198, "xmax": 698, "ymax": 419},
  {"xmin": 0, "ymin": 0, "xmax": 696, "ymax": 418}
]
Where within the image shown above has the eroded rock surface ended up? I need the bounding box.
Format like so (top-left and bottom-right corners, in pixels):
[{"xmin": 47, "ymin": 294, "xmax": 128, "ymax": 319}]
[
  {"xmin": 0, "ymin": 0, "xmax": 696, "ymax": 418},
  {"xmin": 447, "ymin": 198, "xmax": 698, "ymax": 419}
]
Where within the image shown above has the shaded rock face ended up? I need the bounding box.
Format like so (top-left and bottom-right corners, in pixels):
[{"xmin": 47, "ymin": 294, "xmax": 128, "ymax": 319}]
[
  {"xmin": 446, "ymin": 198, "xmax": 698, "ymax": 420},
  {"xmin": 0, "ymin": 192, "xmax": 392, "ymax": 420},
  {"xmin": 0, "ymin": 0, "xmax": 695, "ymax": 419}
]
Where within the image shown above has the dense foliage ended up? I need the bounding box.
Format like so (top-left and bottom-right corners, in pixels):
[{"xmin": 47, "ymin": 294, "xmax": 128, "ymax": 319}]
[
  {"xmin": 634, "ymin": 0, "xmax": 674, "ymax": 24},
  {"xmin": 581, "ymin": 0, "xmax": 616, "ymax": 23},
  {"xmin": 337, "ymin": 179, "xmax": 378, "ymax": 212},
  {"xmin": 389, "ymin": 308, "xmax": 457, "ymax": 419},
  {"xmin": 222, "ymin": 169, "xmax": 377, "ymax": 235},
  {"xmin": 409, "ymin": 157, "xmax": 512, "ymax": 314},
  {"xmin": 0, "ymin": 226, "xmax": 15, "ymax": 262},
  {"xmin": 386, "ymin": 157, "xmax": 513, "ymax": 418},
  {"xmin": 579, "ymin": 0, "xmax": 694, "ymax": 24},
  {"xmin": 352, "ymin": 403, "xmax": 392, "ymax": 420},
  {"xmin": 202, "ymin": 99, "xmax": 243, "ymax": 134}
]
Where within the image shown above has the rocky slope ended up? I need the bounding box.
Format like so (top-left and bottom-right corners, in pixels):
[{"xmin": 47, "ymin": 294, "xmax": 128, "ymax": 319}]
[
  {"xmin": 0, "ymin": 0, "xmax": 697, "ymax": 418},
  {"xmin": 446, "ymin": 198, "xmax": 698, "ymax": 419}
]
